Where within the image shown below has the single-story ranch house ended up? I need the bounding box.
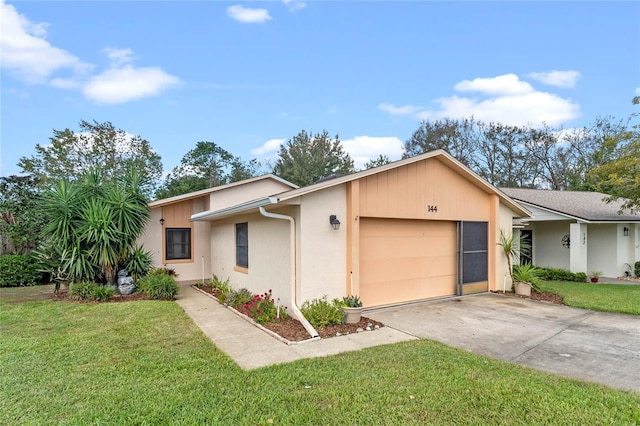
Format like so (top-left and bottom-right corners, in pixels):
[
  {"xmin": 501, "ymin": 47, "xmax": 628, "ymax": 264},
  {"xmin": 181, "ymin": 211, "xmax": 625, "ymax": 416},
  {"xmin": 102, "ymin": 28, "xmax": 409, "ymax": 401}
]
[
  {"xmin": 500, "ymin": 188, "xmax": 639, "ymax": 278},
  {"xmin": 138, "ymin": 150, "xmax": 530, "ymax": 322}
]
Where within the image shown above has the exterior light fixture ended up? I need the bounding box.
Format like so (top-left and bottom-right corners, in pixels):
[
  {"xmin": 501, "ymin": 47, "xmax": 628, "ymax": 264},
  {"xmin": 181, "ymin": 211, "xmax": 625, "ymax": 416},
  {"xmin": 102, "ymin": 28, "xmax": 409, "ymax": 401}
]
[
  {"xmin": 159, "ymin": 217, "xmax": 165, "ymax": 226},
  {"xmin": 329, "ymin": 215, "xmax": 341, "ymax": 230},
  {"xmin": 623, "ymin": 227, "xmax": 629, "ymax": 236}
]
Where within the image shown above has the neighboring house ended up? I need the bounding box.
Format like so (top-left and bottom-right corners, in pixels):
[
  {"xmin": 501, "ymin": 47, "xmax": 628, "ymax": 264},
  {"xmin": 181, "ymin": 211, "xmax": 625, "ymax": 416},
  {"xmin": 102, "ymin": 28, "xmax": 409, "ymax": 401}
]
[
  {"xmin": 500, "ymin": 188, "xmax": 640, "ymax": 278},
  {"xmin": 144, "ymin": 150, "xmax": 528, "ymax": 316},
  {"xmin": 137, "ymin": 175, "xmax": 298, "ymax": 281}
]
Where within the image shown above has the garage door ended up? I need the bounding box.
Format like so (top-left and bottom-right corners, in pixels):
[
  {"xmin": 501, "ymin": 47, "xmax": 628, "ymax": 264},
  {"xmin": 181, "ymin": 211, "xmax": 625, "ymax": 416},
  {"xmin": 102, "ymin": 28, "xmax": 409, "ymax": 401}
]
[{"xmin": 360, "ymin": 218, "xmax": 457, "ymax": 307}]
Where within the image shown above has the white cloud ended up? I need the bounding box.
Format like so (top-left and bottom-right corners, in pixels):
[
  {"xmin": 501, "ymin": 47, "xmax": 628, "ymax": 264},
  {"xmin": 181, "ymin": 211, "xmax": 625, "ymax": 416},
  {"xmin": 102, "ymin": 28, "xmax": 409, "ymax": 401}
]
[
  {"xmin": 528, "ymin": 70, "xmax": 580, "ymax": 88},
  {"xmin": 103, "ymin": 47, "xmax": 135, "ymax": 67},
  {"xmin": 454, "ymin": 73, "xmax": 534, "ymax": 96},
  {"xmin": 83, "ymin": 64, "xmax": 181, "ymax": 104},
  {"xmin": 341, "ymin": 136, "xmax": 404, "ymax": 169},
  {"xmin": 381, "ymin": 73, "xmax": 580, "ymax": 127},
  {"xmin": 251, "ymin": 138, "xmax": 286, "ymax": 157},
  {"xmin": 0, "ymin": 0, "xmax": 92, "ymax": 83},
  {"xmin": 227, "ymin": 5, "xmax": 272, "ymax": 23},
  {"xmin": 283, "ymin": 0, "xmax": 306, "ymax": 11},
  {"xmin": 378, "ymin": 103, "xmax": 422, "ymax": 115},
  {"xmin": 635, "ymin": 87, "xmax": 640, "ymax": 95}
]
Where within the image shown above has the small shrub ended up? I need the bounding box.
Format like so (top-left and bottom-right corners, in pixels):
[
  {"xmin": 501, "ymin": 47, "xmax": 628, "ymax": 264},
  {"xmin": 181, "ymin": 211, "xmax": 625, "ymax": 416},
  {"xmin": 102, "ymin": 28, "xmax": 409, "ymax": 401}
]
[
  {"xmin": 342, "ymin": 295, "xmax": 362, "ymax": 307},
  {"xmin": 223, "ymin": 288, "xmax": 253, "ymax": 308},
  {"xmin": 149, "ymin": 267, "xmax": 178, "ymax": 278},
  {"xmin": 535, "ymin": 266, "xmax": 584, "ymax": 283},
  {"xmin": 68, "ymin": 281, "xmax": 97, "ymax": 300},
  {"xmin": 513, "ymin": 264, "xmax": 541, "ymax": 291},
  {"xmin": 242, "ymin": 289, "xmax": 289, "ymax": 324},
  {"xmin": 301, "ymin": 296, "xmax": 344, "ymax": 328},
  {"xmin": 211, "ymin": 275, "xmax": 232, "ymax": 300},
  {"xmin": 0, "ymin": 254, "xmax": 43, "ymax": 287},
  {"xmin": 635, "ymin": 261, "xmax": 640, "ymax": 278},
  {"xmin": 91, "ymin": 285, "xmax": 115, "ymax": 302},
  {"xmin": 575, "ymin": 272, "xmax": 588, "ymax": 283},
  {"xmin": 124, "ymin": 246, "xmax": 153, "ymax": 281},
  {"xmin": 138, "ymin": 274, "xmax": 178, "ymax": 300}
]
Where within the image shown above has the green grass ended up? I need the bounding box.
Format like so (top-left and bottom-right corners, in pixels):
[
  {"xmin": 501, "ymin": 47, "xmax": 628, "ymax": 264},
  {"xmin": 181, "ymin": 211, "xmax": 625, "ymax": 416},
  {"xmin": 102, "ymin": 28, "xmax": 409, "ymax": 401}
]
[
  {"xmin": 1, "ymin": 298, "xmax": 639, "ymax": 425},
  {"xmin": 538, "ymin": 280, "xmax": 640, "ymax": 315}
]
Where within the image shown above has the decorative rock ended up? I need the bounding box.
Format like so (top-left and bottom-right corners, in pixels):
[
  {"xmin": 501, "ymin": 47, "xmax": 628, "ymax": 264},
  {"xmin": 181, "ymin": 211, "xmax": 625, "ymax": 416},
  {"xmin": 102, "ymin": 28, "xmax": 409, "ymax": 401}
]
[
  {"xmin": 365, "ymin": 326, "xmax": 372, "ymax": 331},
  {"xmin": 374, "ymin": 324, "xmax": 380, "ymax": 329},
  {"xmin": 336, "ymin": 332, "xmax": 342, "ymax": 337},
  {"xmin": 356, "ymin": 327, "xmax": 364, "ymax": 333},
  {"xmin": 367, "ymin": 323, "xmax": 373, "ymax": 327}
]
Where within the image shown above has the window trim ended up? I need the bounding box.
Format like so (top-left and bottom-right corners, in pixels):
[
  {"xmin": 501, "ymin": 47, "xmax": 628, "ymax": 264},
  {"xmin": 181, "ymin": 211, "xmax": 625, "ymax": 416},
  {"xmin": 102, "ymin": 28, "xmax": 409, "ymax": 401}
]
[{"xmin": 165, "ymin": 227, "xmax": 192, "ymax": 262}]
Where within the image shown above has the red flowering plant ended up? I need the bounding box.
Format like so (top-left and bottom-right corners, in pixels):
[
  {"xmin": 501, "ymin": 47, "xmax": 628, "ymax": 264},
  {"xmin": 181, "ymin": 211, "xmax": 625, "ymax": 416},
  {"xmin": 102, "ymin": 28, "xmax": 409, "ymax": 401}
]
[{"xmin": 242, "ymin": 289, "xmax": 289, "ymax": 324}]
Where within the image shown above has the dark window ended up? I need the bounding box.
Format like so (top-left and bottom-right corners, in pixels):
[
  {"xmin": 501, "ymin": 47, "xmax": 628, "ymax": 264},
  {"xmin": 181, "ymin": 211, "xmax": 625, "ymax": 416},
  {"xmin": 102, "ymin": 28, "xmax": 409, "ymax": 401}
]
[
  {"xmin": 236, "ymin": 223, "xmax": 248, "ymax": 268},
  {"xmin": 461, "ymin": 221, "xmax": 488, "ymax": 284},
  {"xmin": 166, "ymin": 228, "xmax": 191, "ymax": 260}
]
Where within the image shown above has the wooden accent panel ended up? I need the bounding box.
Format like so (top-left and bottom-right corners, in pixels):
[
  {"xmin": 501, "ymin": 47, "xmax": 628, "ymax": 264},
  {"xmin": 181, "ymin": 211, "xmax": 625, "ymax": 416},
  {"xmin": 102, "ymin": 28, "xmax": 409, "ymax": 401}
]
[
  {"xmin": 358, "ymin": 158, "xmax": 491, "ymax": 221},
  {"xmin": 359, "ymin": 218, "xmax": 456, "ymax": 307},
  {"xmin": 462, "ymin": 281, "xmax": 488, "ymax": 295},
  {"xmin": 161, "ymin": 200, "xmax": 194, "ymax": 264}
]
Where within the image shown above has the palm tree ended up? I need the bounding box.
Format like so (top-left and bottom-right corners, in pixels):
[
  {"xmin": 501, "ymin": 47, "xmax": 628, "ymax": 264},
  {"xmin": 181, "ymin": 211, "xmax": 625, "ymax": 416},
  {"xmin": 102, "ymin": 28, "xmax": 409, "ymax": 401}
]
[{"xmin": 497, "ymin": 229, "xmax": 531, "ymax": 283}]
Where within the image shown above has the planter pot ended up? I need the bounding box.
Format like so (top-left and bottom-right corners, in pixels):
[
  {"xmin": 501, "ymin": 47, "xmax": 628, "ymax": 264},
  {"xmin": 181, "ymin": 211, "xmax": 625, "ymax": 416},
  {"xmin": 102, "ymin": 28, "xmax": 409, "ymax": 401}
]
[
  {"xmin": 342, "ymin": 306, "xmax": 363, "ymax": 324},
  {"xmin": 590, "ymin": 278, "xmax": 599, "ymax": 283},
  {"xmin": 514, "ymin": 281, "xmax": 532, "ymax": 296}
]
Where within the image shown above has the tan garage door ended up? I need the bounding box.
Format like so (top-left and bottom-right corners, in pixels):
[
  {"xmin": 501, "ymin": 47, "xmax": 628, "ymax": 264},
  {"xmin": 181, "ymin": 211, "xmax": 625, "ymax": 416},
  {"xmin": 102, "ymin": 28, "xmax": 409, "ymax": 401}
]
[{"xmin": 360, "ymin": 218, "xmax": 457, "ymax": 307}]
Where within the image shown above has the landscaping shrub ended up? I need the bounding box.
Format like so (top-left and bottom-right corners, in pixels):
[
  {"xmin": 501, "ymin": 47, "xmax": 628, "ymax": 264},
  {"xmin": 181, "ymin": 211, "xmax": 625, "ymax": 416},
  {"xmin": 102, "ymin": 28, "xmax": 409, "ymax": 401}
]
[
  {"xmin": 124, "ymin": 246, "xmax": 153, "ymax": 281},
  {"xmin": 68, "ymin": 281, "xmax": 114, "ymax": 301},
  {"xmin": 223, "ymin": 288, "xmax": 253, "ymax": 308},
  {"xmin": 242, "ymin": 289, "xmax": 288, "ymax": 324},
  {"xmin": 138, "ymin": 274, "xmax": 178, "ymax": 300},
  {"xmin": 535, "ymin": 266, "xmax": 585, "ymax": 282},
  {"xmin": 635, "ymin": 261, "xmax": 640, "ymax": 278},
  {"xmin": 149, "ymin": 267, "xmax": 178, "ymax": 278},
  {"xmin": 211, "ymin": 275, "xmax": 232, "ymax": 301},
  {"xmin": 0, "ymin": 254, "xmax": 43, "ymax": 287},
  {"xmin": 301, "ymin": 296, "xmax": 344, "ymax": 328}
]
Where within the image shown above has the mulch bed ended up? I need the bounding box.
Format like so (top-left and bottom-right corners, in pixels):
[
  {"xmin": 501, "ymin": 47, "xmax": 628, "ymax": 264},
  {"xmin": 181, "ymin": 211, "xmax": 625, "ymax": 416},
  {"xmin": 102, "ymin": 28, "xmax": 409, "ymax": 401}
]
[
  {"xmin": 195, "ymin": 284, "xmax": 384, "ymax": 342},
  {"xmin": 491, "ymin": 290, "xmax": 564, "ymax": 305}
]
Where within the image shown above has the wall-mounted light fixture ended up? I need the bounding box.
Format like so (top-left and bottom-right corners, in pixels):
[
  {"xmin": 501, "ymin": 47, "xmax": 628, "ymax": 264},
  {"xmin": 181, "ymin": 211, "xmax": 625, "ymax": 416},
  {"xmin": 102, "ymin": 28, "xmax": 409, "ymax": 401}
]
[
  {"xmin": 329, "ymin": 215, "xmax": 341, "ymax": 230},
  {"xmin": 159, "ymin": 217, "xmax": 165, "ymax": 226},
  {"xmin": 623, "ymin": 226, "xmax": 630, "ymax": 237}
]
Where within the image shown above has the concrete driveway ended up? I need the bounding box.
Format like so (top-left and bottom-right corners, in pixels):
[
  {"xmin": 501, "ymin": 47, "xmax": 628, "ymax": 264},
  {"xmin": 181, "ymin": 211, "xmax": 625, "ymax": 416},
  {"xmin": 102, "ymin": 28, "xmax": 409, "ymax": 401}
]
[{"xmin": 366, "ymin": 293, "xmax": 640, "ymax": 392}]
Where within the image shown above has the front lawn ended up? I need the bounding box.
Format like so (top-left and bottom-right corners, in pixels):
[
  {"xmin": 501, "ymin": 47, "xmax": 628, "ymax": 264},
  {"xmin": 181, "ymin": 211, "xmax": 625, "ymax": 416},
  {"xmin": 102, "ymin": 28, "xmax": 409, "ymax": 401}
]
[
  {"xmin": 1, "ymin": 297, "xmax": 639, "ymax": 424},
  {"xmin": 538, "ymin": 280, "xmax": 640, "ymax": 315}
]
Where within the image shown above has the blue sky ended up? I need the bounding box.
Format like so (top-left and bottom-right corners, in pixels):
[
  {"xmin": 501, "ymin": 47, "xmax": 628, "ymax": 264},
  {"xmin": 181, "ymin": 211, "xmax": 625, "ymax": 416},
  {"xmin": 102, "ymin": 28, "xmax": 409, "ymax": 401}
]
[{"xmin": 2, "ymin": 0, "xmax": 639, "ymax": 177}]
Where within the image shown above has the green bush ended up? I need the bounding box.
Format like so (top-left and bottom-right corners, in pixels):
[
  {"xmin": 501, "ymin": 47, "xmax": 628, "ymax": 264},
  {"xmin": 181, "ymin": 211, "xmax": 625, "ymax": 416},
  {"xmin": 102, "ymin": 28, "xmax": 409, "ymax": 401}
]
[
  {"xmin": 149, "ymin": 267, "xmax": 178, "ymax": 278},
  {"xmin": 635, "ymin": 261, "xmax": 640, "ymax": 278},
  {"xmin": 301, "ymin": 296, "xmax": 344, "ymax": 328},
  {"xmin": 68, "ymin": 281, "xmax": 114, "ymax": 301},
  {"xmin": 138, "ymin": 274, "xmax": 178, "ymax": 300},
  {"xmin": 535, "ymin": 266, "xmax": 585, "ymax": 283},
  {"xmin": 223, "ymin": 288, "xmax": 253, "ymax": 308},
  {"xmin": 211, "ymin": 275, "xmax": 232, "ymax": 296},
  {"xmin": 124, "ymin": 246, "xmax": 153, "ymax": 281},
  {"xmin": 513, "ymin": 264, "xmax": 541, "ymax": 292},
  {"xmin": 0, "ymin": 254, "xmax": 43, "ymax": 287}
]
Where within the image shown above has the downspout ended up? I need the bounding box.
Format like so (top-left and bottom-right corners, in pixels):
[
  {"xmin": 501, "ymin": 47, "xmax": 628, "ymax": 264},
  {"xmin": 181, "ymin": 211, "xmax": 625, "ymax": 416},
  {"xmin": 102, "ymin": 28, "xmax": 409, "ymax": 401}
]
[{"xmin": 259, "ymin": 207, "xmax": 319, "ymax": 339}]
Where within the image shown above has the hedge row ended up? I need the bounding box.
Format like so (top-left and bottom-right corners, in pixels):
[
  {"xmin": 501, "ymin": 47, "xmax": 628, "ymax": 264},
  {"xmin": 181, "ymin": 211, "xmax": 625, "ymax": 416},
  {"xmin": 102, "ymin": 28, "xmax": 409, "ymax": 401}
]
[
  {"xmin": 0, "ymin": 254, "xmax": 43, "ymax": 287},
  {"xmin": 535, "ymin": 266, "xmax": 587, "ymax": 283}
]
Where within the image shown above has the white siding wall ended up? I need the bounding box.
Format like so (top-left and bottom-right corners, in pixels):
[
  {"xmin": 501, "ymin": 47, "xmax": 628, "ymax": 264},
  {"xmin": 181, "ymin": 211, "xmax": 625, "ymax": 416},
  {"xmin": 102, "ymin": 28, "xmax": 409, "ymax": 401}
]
[
  {"xmin": 297, "ymin": 185, "xmax": 347, "ymax": 305},
  {"xmin": 528, "ymin": 221, "xmax": 571, "ymax": 269},
  {"xmin": 587, "ymin": 224, "xmax": 617, "ymax": 276},
  {"xmin": 210, "ymin": 212, "xmax": 293, "ymax": 309}
]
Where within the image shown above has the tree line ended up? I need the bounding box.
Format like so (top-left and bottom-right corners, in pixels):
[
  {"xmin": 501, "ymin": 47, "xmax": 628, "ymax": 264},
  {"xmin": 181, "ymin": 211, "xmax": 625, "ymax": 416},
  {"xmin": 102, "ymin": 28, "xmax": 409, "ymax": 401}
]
[{"xmin": 2, "ymin": 98, "xmax": 638, "ymax": 258}]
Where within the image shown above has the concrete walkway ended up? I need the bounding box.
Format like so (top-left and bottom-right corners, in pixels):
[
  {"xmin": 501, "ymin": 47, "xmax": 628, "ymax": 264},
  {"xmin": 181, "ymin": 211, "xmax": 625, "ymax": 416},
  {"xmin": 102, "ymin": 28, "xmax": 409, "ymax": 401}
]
[{"xmin": 175, "ymin": 285, "xmax": 416, "ymax": 370}]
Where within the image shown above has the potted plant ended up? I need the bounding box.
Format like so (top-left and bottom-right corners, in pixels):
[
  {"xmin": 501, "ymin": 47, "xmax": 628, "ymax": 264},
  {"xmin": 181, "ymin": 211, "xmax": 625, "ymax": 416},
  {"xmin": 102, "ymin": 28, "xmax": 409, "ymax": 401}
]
[
  {"xmin": 589, "ymin": 271, "xmax": 602, "ymax": 283},
  {"xmin": 342, "ymin": 295, "xmax": 363, "ymax": 324},
  {"xmin": 512, "ymin": 264, "xmax": 540, "ymax": 296},
  {"xmin": 498, "ymin": 229, "xmax": 532, "ymax": 293}
]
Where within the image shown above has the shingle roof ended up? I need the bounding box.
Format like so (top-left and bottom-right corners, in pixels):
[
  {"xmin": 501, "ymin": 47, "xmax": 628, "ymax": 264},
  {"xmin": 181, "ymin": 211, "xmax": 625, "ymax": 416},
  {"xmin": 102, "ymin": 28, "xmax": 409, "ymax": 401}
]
[{"xmin": 499, "ymin": 188, "xmax": 639, "ymax": 222}]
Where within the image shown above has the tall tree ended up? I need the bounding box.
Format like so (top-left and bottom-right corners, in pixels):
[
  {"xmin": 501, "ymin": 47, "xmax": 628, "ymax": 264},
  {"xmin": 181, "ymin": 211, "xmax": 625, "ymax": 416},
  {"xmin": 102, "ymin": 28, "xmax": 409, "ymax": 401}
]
[
  {"xmin": 585, "ymin": 98, "xmax": 640, "ymax": 211},
  {"xmin": 155, "ymin": 141, "xmax": 262, "ymax": 199},
  {"xmin": 0, "ymin": 175, "xmax": 46, "ymax": 254},
  {"xmin": 18, "ymin": 120, "xmax": 162, "ymax": 197},
  {"xmin": 273, "ymin": 130, "xmax": 355, "ymax": 187},
  {"xmin": 402, "ymin": 117, "xmax": 479, "ymax": 167},
  {"xmin": 364, "ymin": 154, "xmax": 392, "ymax": 170}
]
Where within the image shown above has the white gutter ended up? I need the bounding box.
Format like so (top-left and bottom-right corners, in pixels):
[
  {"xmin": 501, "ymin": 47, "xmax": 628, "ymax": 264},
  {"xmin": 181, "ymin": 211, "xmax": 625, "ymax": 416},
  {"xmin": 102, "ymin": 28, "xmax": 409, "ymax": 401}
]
[{"xmin": 258, "ymin": 206, "xmax": 319, "ymax": 339}]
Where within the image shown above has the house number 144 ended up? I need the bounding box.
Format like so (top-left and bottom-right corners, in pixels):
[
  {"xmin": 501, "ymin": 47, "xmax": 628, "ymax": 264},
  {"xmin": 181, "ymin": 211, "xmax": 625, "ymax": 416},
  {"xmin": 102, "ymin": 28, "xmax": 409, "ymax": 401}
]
[{"xmin": 427, "ymin": 205, "xmax": 438, "ymax": 212}]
